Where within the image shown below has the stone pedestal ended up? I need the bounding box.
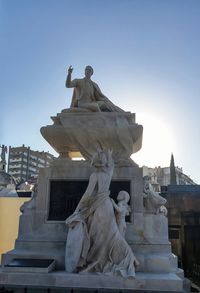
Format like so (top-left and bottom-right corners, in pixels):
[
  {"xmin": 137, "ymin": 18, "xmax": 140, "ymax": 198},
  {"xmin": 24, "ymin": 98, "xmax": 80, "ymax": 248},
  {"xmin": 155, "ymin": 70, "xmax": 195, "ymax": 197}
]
[
  {"xmin": 40, "ymin": 112, "xmax": 143, "ymax": 164},
  {"xmin": 0, "ymin": 269, "xmax": 184, "ymax": 292},
  {"xmin": 0, "ymin": 159, "xmax": 186, "ymax": 291}
]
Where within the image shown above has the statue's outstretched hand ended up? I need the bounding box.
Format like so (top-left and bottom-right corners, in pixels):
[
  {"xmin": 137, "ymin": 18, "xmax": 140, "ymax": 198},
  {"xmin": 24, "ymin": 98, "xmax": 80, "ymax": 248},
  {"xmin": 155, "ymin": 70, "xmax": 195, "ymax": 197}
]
[{"xmin": 68, "ymin": 65, "xmax": 73, "ymax": 74}]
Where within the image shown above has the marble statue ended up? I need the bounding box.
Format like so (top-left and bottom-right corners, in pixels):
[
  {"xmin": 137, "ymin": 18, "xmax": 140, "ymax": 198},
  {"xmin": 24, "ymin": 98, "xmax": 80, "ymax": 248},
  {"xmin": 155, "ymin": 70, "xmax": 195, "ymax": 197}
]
[
  {"xmin": 111, "ymin": 191, "xmax": 131, "ymax": 237},
  {"xmin": 65, "ymin": 65, "xmax": 124, "ymax": 112},
  {"xmin": 65, "ymin": 150, "xmax": 139, "ymax": 278},
  {"xmin": 0, "ymin": 145, "xmax": 7, "ymax": 171},
  {"xmin": 0, "ymin": 65, "xmax": 186, "ymax": 293},
  {"xmin": 0, "ymin": 145, "xmax": 7, "ymax": 162},
  {"xmin": 40, "ymin": 65, "xmax": 143, "ymax": 164},
  {"xmin": 143, "ymin": 175, "xmax": 167, "ymax": 214},
  {"xmin": 0, "ymin": 166, "xmax": 17, "ymax": 197}
]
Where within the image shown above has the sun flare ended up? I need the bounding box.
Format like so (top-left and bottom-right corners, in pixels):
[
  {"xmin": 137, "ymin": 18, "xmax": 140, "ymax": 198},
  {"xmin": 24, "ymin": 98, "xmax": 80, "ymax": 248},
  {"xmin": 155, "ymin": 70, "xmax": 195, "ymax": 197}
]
[{"xmin": 132, "ymin": 112, "xmax": 176, "ymax": 168}]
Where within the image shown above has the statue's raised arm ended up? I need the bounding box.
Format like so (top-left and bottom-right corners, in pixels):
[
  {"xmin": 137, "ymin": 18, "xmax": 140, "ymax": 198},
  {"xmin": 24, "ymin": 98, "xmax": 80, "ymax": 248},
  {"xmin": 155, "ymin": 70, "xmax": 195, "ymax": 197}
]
[
  {"xmin": 65, "ymin": 65, "xmax": 124, "ymax": 112},
  {"xmin": 65, "ymin": 66, "xmax": 74, "ymax": 88}
]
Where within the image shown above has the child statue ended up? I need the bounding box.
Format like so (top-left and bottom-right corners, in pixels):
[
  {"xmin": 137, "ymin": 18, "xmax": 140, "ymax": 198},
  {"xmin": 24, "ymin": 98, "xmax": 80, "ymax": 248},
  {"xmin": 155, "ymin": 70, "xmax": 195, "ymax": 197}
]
[{"xmin": 111, "ymin": 191, "xmax": 131, "ymax": 237}]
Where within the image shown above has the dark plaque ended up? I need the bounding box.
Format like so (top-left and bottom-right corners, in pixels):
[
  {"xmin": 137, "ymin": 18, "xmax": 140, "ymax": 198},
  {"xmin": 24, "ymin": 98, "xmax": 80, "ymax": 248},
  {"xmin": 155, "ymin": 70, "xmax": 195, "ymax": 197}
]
[
  {"xmin": 48, "ymin": 180, "xmax": 130, "ymax": 221},
  {"xmin": 5, "ymin": 259, "xmax": 54, "ymax": 268}
]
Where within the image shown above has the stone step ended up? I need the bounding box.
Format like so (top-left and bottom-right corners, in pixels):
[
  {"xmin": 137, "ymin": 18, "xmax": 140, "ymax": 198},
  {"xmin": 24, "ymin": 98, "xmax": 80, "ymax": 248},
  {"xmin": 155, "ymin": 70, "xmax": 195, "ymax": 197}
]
[
  {"xmin": 15, "ymin": 239, "xmax": 172, "ymax": 254},
  {"xmin": 0, "ymin": 269, "xmax": 183, "ymax": 292},
  {"xmin": 2, "ymin": 250, "xmax": 178, "ymax": 273}
]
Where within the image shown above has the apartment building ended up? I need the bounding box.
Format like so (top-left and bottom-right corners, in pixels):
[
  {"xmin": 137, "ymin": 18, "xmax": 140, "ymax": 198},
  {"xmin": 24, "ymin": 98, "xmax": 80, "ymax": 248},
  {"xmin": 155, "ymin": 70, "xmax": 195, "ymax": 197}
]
[
  {"xmin": 7, "ymin": 145, "xmax": 55, "ymax": 182},
  {"xmin": 143, "ymin": 165, "xmax": 196, "ymax": 191}
]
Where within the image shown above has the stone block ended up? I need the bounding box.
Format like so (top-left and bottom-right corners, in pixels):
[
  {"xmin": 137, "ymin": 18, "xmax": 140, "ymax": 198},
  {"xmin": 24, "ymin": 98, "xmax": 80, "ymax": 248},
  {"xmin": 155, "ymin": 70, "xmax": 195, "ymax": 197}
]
[
  {"xmin": 143, "ymin": 213, "xmax": 169, "ymax": 243},
  {"xmin": 0, "ymin": 270, "xmax": 183, "ymax": 292},
  {"xmin": 3, "ymin": 259, "xmax": 56, "ymax": 273}
]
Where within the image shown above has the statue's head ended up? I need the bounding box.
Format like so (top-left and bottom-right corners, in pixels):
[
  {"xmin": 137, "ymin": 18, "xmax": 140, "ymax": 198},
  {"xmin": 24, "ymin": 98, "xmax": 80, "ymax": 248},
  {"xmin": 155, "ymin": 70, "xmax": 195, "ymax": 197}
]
[
  {"xmin": 91, "ymin": 149, "xmax": 113, "ymax": 169},
  {"xmin": 85, "ymin": 65, "xmax": 94, "ymax": 78},
  {"xmin": 117, "ymin": 191, "xmax": 130, "ymax": 203}
]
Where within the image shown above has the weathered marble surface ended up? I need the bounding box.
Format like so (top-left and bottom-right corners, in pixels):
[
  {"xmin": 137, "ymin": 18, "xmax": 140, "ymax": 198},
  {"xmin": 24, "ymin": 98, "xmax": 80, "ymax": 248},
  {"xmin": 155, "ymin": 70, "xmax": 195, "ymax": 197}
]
[
  {"xmin": 66, "ymin": 65, "xmax": 124, "ymax": 113},
  {"xmin": 112, "ymin": 191, "xmax": 131, "ymax": 237},
  {"xmin": 65, "ymin": 150, "xmax": 138, "ymax": 278},
  {"xmin": 41, "ymin": 65, "xmax": 143, "ymax": 164},
  {"xmin": 0, "ymin": 269, "xmax": 184, "ymax": 292},
  {"xmin": 0, "ymin": 160, "xmax": 187, "ymax": 291},
  {"xmin": 41, "ymin": 112, "xmax": 143, "ymax": 165},
  {"xmin": 143, "ymin": 175, "xmax": 167, "ymax": 214},
  {"xmin": 1, "ymin": 161, "xmax": 171, "ymax": 273},
  {"xmin": 0, "ymin": 65, "xmax": 187, "ymax": 291},
  {"xmin": 0, "ymin": 144, "xmax": 7, "ymax": 164}
]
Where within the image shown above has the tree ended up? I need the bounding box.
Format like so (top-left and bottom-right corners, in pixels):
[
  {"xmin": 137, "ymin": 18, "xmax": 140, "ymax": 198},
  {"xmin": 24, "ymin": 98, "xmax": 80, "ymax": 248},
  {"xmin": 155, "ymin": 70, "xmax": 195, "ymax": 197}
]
[{"xmin": 170, "ymin": 153, "xmax": 177, "ymax": 185}]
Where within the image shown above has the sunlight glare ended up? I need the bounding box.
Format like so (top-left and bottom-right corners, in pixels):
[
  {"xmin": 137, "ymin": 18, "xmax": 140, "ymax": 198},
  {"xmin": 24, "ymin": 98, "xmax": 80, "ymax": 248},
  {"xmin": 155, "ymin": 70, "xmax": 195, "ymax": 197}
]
[{"xmin": 132, "ymin": 112, "xmax": 176, "ymax": 168}]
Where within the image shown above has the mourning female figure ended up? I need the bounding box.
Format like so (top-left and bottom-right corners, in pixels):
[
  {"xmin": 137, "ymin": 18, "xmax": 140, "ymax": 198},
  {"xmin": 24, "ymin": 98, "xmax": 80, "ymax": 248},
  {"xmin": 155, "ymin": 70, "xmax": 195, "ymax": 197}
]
[{"xmin": 65, "ymin": 150, "xmax": 138, "ymax": 278}]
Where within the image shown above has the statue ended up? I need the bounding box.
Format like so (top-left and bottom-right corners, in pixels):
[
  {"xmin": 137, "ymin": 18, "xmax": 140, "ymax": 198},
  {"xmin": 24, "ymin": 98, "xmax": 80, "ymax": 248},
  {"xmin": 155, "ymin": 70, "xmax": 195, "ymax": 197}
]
[
  {"xmin": 111, "ymin": 191, "xmax": 131, "ymax": 237},
  {"xmin": 41, "ymin": 65, "xmax": 143, "ymax": 164},
  {"xmin": 142, "ymin": 176, "xmax": 167, "ymax": 215},
  {"xmin": 65, "ymin": 65, "xmax": 124, "ymax": 112},
  {"xmin": 65, "ymin": 150, "xmax": 139, "ymax": 278},
  {"xmin": 0, "ymin": 145, "xmax": 7, "ymax": 162},
  {"xmin": 0, "ymin": 145, "xmax": 7, "ymax": 172}
]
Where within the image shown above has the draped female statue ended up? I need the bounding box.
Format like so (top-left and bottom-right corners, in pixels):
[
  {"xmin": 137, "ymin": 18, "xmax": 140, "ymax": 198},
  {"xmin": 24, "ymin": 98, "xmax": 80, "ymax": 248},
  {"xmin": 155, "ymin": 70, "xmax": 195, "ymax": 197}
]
[{"xmin": 65, "ymin": 150, "xmax": 139, "ymax": 278}]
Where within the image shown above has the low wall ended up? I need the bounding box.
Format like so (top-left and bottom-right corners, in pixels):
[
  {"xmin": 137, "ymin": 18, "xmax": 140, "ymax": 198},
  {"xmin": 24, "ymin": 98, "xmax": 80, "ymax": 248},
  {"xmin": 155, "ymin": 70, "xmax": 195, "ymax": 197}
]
[{"xmin": 0, "ymin": 197, "xmax": 30, "ymax": 262}]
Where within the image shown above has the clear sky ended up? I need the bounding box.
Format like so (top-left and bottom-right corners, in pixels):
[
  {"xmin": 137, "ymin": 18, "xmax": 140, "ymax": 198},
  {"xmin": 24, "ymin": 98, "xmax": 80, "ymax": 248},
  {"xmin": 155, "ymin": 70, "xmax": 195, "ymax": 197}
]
[{"xmin": 1, "ymin": 0, "xmax": 200, "ymax": 183}]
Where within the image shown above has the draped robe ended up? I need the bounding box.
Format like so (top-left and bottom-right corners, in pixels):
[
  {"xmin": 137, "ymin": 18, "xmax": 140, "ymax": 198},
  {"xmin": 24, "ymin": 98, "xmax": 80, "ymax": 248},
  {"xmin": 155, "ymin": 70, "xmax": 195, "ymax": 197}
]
[{"xmin": 65, "ymin": 167, "xmax": 137, "ymax": 278}]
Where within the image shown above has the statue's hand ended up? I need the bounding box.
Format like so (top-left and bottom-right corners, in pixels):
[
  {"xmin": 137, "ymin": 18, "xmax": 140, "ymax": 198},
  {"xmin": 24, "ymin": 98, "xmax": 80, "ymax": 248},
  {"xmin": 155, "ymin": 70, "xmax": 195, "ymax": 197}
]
[
  {"xmin": 68, "ymin": 65, "xmax": 73, "ymax": 74},
  {"xmin": 111, "ymin": 198, "xmax": 115, "ymax": 205}
]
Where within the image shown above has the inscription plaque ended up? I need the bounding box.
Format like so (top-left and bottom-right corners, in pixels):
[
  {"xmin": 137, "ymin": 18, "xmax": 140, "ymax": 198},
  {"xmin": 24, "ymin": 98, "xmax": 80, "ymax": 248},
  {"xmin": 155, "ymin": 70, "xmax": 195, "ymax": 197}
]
[
  {"xmin": 48, "ymin": 180, "xmax": 130, "ymax": 221},
  {"xmin": 4, "ymin": 259, "xmax": 56, "ymax": 273},
  {"xmin": 5, "ymin": 259, "xmax": 54, "ymax": 268}
]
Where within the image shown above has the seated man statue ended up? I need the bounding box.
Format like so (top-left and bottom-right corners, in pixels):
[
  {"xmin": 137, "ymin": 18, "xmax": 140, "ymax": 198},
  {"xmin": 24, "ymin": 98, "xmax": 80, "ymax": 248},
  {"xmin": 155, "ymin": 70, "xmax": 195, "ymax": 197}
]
[{"xmin": 65, "ymin": 65, "xmax": 124, "ymax": 112}]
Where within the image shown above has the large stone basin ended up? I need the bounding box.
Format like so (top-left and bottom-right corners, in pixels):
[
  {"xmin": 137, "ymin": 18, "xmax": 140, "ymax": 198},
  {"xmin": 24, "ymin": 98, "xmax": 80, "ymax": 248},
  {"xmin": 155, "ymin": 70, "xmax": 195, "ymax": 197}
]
[{"xmin": 41, "ymin": 111, "xmax": 143, "ymax": 165}]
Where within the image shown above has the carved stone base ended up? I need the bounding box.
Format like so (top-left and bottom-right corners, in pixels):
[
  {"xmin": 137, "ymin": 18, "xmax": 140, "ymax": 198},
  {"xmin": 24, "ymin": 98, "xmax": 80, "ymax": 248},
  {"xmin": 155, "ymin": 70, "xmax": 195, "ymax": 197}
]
[
  {"xmin": 0, "ymin": 161, "xmax": 186, "ymax": 291},
  {"xmin": 0, "ymin": 269, "xmax": 184, "ymax": 292},
  {"xmin": 40, "ymin": 111, "xmax": 143, "ymax": 165}
]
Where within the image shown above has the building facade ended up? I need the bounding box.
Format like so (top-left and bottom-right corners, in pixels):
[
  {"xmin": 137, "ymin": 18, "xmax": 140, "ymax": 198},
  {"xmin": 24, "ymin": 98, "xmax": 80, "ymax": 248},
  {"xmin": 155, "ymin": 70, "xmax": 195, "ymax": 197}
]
[
  {"xmin": 142, "ymin": 165, "xmax": 196, "ymax": 191},
  {"xmin": 7, "ymin": 145, "xmax": 55, "ymax": 183}
]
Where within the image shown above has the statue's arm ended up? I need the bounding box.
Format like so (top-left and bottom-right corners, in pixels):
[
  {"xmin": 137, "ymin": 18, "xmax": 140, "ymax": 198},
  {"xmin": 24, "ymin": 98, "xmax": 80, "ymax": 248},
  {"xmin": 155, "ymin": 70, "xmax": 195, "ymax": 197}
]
[
  {"xmin": 93, "ymin": 81, "xmax": 124, "ymax": 112},
  {"xmin": 65, "ymin": 66, "xmax": 77, "ymax": 88},
  {"xmin": 93, "ymin": 82, "xmax": 108, "ymax": 100},
  {"xmin": 111, "ymin": 198, "xmax": 121, "ymax": 212},
  {"xmin": 126, "ymin": 205, "xmax": 131, "ymax": 215},
  {"xmin": 65, "ymin": 73, "xmax": 74, "ymax": 88},
  {"xmin": 83, "ymin": 173, "xmax": 97, "ymax": 197},
  {"xmin": 74, "ymin": 173, "xmax": 97, "ymax": 212}
]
